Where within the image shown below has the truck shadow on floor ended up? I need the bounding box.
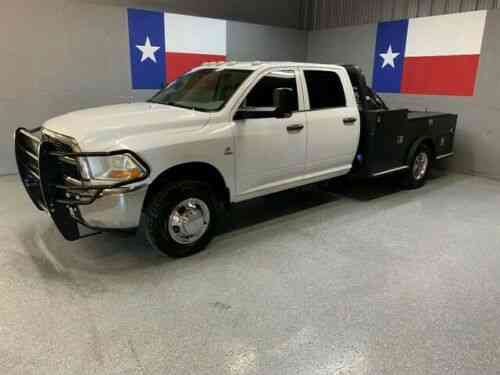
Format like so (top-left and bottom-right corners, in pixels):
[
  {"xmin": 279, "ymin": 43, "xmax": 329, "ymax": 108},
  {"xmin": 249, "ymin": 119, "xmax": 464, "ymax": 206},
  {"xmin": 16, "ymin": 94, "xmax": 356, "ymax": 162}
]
[
  {"xmin": 220, "ymin": 171, "xmax": 438, "ymax": 234},
  {"xmin": 327, "ymin": 169, "xmax": 449, "ymax": 201},
  {"xmin": 221, "ymin": 169, "xmax": 452, "ymax": 234},
  {"xmin": 221, "ymin": 185, "xmax": 342, "ymax": 233}
]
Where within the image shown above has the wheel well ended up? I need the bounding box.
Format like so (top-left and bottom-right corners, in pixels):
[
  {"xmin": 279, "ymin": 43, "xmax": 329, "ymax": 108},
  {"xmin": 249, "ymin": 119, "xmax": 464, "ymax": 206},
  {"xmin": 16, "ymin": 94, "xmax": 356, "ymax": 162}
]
[
  {"xmin": 143, "ymin": 162, "xmax": 230, "ymax": 210},
  {"xmin": 407, "ymin": 138, "xmax": 436, "ymax": 164},
  {"xmin": 421, "ymin": 139, "xmax": 436, "ymax": 160}
]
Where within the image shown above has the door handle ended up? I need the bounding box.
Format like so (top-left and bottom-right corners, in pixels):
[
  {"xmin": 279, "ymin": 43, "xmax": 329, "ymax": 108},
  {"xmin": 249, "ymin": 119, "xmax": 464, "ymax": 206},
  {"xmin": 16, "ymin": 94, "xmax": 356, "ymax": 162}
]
[
  {"xmin": 343, "ymin": 117, "xmax": 357, "ymax": 125},
  {"xmin": 287, "ymin": 124, "xmax": 304, "ymax": 133}
]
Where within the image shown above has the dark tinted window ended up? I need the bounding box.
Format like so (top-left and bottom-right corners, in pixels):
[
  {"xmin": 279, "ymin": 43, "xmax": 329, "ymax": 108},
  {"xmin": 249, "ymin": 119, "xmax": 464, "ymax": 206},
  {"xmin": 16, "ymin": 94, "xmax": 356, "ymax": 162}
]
[
  {"xmin": 304, "ymin": 70, "xmax": 346, "ymax": 110},
  {"xmin": 243, "ymin": 70, "xmax": 298, "ymax": 111}
]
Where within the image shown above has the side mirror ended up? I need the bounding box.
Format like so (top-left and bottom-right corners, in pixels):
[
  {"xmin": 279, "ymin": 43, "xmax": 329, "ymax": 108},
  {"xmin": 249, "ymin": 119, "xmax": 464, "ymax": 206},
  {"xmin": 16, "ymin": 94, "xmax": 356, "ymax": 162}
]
[
  {"xmin": 233, "ymin": 87, "xmax": 295, "ymax": 121},
  {"xmin": 273, "ymin": 88, "xmax": 295, "ymax": 118}
]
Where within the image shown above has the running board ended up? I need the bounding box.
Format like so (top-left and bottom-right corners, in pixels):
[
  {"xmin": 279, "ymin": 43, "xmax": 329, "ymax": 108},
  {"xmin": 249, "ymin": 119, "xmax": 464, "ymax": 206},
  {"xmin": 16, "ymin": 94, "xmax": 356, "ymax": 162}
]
[
  {"xmin": 436, "ymin": 152, "xmax": 454, "ymax": 160},
  {"xmin": 371, "ymin": 165, "xmax": 409, "ymax": 177}
]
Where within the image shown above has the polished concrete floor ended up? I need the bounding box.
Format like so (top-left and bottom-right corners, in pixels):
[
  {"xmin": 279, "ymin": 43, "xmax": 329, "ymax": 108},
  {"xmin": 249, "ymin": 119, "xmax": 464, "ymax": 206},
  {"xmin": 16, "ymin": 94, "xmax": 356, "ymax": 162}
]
[{"xmin": 1, "ymin": 172, "xmax": 500, "ymax": 374}]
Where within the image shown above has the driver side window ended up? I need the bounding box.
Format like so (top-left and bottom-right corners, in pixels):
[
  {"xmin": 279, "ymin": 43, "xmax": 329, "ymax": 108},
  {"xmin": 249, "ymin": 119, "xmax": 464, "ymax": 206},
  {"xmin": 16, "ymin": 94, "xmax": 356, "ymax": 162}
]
[{"xmin": 241, "ymin": 70, "xmax": 299, "ymax": 112}]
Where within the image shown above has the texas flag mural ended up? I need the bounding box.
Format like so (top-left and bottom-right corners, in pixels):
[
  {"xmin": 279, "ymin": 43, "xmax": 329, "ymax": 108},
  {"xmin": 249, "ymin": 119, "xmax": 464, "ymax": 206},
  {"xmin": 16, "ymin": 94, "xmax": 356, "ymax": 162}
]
[
  {"xmin": 128, "ymin": 8, "xmax": 227, "ymax": 89},
  {"xmin": 373, "ymin": 10, "xmax": 487, "ymax": 96}
]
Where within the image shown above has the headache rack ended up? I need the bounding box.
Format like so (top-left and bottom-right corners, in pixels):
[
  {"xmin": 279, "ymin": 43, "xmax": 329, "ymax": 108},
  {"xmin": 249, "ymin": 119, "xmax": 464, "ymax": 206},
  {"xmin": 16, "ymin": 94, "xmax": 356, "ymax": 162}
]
[{"xmin": 15, "ymin": 127, "xmax": 150, "ymax": 240}]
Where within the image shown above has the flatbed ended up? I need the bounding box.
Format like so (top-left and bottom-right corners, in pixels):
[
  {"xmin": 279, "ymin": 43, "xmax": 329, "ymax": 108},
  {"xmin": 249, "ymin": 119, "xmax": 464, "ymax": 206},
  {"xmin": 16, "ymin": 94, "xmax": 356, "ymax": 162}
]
[{"xmin": 343, "ymin": 65, "xmax": 457, "ymax": 179}]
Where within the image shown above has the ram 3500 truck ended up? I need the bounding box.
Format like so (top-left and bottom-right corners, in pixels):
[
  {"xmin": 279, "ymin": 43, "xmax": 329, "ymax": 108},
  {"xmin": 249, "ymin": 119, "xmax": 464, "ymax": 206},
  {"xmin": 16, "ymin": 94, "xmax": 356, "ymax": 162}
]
[{"xmin": 15, "ymin": 62, "xmax": 457, "ymax": 257}]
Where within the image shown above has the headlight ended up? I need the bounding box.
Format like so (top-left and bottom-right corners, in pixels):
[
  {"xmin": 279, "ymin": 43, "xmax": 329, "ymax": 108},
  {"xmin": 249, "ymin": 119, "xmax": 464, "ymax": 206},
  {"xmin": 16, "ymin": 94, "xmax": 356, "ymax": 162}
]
[{"xmin": 80, "ymin": 153, "xmax": 147, "ymax": 184}]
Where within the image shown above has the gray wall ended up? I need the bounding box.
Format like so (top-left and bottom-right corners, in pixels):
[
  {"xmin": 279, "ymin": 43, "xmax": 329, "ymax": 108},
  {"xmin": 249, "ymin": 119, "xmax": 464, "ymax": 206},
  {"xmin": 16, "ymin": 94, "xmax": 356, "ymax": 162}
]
[
  {"xmin": 305, "ymin": 0, "xmax": 500, "ymax": 30},
  {"xmin": 308, "ymin": 24, "xmax": 377, "ymax": 83},
  {"xmin": 228, "ymin": 21, "xmax": 307, "ymax": 62},
  {"xmin": 0, "ymin": 1, "xmax": 308, "ymax": 175},
  {"xmin": 307, "ymin": 9, "xmax": 500, "ymax": 180}
]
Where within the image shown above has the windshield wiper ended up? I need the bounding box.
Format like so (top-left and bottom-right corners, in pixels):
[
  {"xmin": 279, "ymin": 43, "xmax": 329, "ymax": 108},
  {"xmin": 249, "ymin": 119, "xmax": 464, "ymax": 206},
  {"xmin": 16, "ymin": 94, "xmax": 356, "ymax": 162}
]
[
  {"xmin": 150, "ymin": 100, "xmax": 188, "ymax": 109},
  {"xmin": 149, "ymin": 100, "xmax": 210, "ymax": 112},
  {"xmin": 165, "ymin": 101, "xmax": 210, "ymax": 112},
  {"xmin": 169, "ymin": 102, "xmax": 195, "ymax": 110}
]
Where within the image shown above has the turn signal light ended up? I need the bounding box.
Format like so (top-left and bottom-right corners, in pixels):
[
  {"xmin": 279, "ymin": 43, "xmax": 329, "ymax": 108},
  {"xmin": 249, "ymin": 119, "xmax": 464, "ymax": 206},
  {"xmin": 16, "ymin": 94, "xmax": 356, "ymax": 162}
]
[{"xmin": 109, "ymin": 168, "xmax": 143, "ymax": 180}]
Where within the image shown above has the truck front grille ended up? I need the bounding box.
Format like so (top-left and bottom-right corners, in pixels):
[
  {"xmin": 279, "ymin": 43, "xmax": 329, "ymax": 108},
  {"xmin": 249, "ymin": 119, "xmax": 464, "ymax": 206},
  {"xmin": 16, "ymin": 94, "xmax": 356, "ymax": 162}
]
[{"xmin": 44, "ymin": 135, "xmax": 81, "ymax": 181}]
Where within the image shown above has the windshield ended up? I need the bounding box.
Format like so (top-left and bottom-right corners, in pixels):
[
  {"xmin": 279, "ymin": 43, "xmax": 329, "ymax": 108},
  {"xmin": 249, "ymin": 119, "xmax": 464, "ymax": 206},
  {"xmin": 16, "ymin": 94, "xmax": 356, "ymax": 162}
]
[{"xmin": 149, "ymin": 69, "xmax": 252, "ymax": 112}]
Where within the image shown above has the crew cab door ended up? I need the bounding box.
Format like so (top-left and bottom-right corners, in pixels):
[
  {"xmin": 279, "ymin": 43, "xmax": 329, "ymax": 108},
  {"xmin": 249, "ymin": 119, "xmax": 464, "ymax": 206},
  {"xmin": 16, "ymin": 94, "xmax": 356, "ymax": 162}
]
[
  {"xmin": 233, "ymin": 69, "xmax": 307, "ymax": 197},
  {"xmin": 302, "ymin": 69, "xmax": 360, "ymax": 177}
]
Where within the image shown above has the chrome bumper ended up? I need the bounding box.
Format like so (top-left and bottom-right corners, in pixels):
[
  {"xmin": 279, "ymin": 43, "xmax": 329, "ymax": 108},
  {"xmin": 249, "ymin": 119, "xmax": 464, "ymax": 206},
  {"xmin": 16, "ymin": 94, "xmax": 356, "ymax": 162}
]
[{"xmin": 76, "ymin": 186, "xmax": 147, "ymax": 230}]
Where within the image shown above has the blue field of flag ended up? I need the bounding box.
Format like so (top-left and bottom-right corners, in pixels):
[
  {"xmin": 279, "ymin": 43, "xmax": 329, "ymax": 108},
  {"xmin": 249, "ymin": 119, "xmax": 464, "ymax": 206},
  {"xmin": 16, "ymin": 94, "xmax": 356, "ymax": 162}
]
[
  {"xmin": 128, "ymin": 9, "xmax": 166, "ymax": 90},
  {"xmin": 372, "ymin": 20, "xmax": 409, "ymax": 93}
]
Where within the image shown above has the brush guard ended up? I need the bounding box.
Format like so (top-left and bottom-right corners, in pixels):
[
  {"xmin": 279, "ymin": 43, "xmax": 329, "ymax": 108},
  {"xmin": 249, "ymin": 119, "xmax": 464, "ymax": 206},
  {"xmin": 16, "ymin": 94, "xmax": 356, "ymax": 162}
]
[{"xmin": 15, "ymin": 127, "xmax": 150, "ymax": 241}]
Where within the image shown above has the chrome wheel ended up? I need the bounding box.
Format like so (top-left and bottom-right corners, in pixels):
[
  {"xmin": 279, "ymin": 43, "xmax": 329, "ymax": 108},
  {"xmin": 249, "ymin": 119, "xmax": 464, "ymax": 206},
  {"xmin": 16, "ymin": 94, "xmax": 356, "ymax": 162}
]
[
  {"xmin": 413, "ymin": 151, "xmax": 429, "ymax": 181},
  {"xmin": 167, "ymin": 198, "xmax": 211, "ymax": 245}
]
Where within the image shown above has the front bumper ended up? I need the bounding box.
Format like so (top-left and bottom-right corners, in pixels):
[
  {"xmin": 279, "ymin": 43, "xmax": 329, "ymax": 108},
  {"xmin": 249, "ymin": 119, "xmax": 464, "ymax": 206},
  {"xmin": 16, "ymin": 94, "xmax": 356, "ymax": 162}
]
[
  {"xmin": 15, "ymin": 127, "xmax": 150, "ymax": 240},
  {"xmin": 77, "ymin": 186, "xmax": 147, "ymax": 230}
]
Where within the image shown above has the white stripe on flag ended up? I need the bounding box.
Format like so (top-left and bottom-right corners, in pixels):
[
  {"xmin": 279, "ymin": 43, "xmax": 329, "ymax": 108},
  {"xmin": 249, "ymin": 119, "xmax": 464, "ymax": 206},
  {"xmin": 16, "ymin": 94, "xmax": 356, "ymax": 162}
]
[
  {"xmin": 164, "ymin": 13, "xmax": 227, "ymax": 55},
  {"xmin": 405, "ymin": 10, "xmax": 487, "ymax": 57}
]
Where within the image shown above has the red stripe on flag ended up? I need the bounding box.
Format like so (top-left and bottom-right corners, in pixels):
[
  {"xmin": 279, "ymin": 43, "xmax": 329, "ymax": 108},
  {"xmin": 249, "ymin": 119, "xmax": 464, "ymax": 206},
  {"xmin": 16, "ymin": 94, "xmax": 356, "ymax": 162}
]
[
  {"xmin": 166, "ymin": 52, "xmax": 226, "ymax": 82},
  {"xmin": 401, "ymin": 54, "xmax": 480, "ymax": 96}
]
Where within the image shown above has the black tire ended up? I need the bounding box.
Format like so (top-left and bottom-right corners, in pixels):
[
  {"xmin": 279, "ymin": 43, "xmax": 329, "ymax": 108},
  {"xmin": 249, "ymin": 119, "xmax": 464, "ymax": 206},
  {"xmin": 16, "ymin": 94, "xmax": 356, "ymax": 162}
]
[
  {"xmin": 401, "ymin": 144, "xmax": 432, "ymax": 189},
  {"xmin": 143, "ymin": 180, "xmax": 218, "ymax": 258}
]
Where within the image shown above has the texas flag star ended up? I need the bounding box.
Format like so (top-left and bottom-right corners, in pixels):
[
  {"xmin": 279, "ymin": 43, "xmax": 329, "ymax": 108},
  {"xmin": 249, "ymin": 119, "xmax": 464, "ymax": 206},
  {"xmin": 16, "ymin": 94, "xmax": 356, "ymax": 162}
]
[
  {"xmin": 136, "ymin": 36, "xmax": 160, "ymax": 63},
  {"xmin": 380, "ymin": 45, "xmax": 400, "ymax": 69}
]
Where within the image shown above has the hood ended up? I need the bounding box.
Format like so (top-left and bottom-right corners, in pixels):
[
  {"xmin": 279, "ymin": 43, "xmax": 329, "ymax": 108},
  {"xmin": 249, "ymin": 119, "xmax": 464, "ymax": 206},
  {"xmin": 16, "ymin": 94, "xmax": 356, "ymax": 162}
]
[{"xmin": 42, "ymin": 102, "xmax": 210, "ymax": 149}]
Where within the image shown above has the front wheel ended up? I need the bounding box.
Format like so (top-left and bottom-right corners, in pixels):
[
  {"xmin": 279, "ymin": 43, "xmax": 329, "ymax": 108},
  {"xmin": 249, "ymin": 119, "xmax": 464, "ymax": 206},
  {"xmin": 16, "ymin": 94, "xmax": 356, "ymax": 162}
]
[
  {"xmin": 401, "ymin": 144, "xmax": 432, "ymax": 189},
  {"xmin": 143, "ymin": 180, "xmax": 218, "ymax": 258}
]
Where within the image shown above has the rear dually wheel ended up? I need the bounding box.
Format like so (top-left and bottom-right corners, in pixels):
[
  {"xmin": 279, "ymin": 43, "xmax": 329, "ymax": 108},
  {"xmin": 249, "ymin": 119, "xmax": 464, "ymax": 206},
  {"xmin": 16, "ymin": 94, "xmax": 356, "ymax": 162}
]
[{"xmin": 401, "ymin": 144, "xmax": 432, "ymax": 189}]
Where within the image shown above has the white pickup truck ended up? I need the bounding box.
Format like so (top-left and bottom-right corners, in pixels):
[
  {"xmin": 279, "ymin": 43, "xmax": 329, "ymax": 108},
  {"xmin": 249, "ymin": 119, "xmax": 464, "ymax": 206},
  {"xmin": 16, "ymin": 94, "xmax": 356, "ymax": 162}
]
[{"xmin": 15, "ymin": 62, "xmax": 457, "ymax": 257}]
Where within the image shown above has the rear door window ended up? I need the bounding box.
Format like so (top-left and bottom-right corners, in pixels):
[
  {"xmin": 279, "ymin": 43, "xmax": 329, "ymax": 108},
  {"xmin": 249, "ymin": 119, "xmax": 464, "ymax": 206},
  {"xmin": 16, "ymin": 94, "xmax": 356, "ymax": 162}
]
[{"xmin": 304, "ymin": 70, "xmax": 347, "ymax": 110}]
